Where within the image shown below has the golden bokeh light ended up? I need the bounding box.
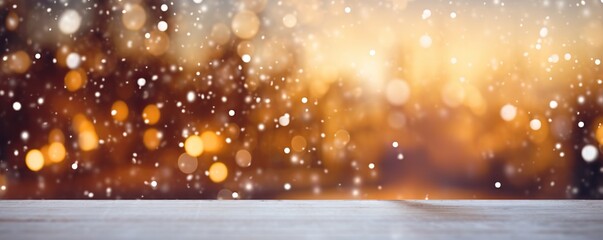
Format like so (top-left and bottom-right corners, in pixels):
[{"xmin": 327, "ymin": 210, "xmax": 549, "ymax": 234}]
[
  {"xmin": 145, "ymin": 30, "xmax": 170, "ymax": 56},
  {"xmin": 208, "ymin": 162, "xmax": 228, "ymax": 183},
  {"xmin": 25, "ymin": 149, "xmax": 44, "ymax": 172},
  {"xmin": 200, "ymin": 131, "xmax": 222, "ymax": 153},
  {"xmin": 184, "ymin": 135, "xmax": 204, "ymax": 157},
  {"xmin": 291, "ymin": 135, "xmax": 307, "ymax": 152},
  {"xmin": 143, "ymin": 128, "xmax": 162, "ymax": 150},
  {"xmin": 47, "ymin": 142, "xmax": 66, "ymax": 163},
  {"xmin": 231, "ymin": 10, "xmax": 260, "ymax": 39},
  {"xmin": 142, "ymin": 104, "xmax": 160, "ymax": 125},
  {"xmin": 64, "ymin": 69, "xmax": 86, "ymax": 92},
  {"xmin": 78, "ymin": 130, "xmax": 99, "ymax": 151},
  {"xmin": 122, "ymin": 4, "xmax": 146, "ymax": 31},
  {"xmin": 8, "ymin": 50, "xmax": 31, "ymax": 74},
  {"xmin": 111, "ymin": 100, "xmax": 129, "ymax": 122}
]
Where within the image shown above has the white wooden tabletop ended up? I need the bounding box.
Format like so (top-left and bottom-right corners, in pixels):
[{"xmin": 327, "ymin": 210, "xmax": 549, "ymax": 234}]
[{"xmin": 0, "ymin": 200, "xmax": 601, "ymax": 239}]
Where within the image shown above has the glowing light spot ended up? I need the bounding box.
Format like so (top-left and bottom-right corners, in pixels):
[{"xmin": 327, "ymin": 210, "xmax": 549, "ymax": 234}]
[
  {"xmin": 334, "ymin": 129, "xmax": 351, "ymax": 148},
  {"xmin": 178, "ymin": 153, "xmax": 198, "ymax": 174},
  {"xmin": 231, "ymin": 10, "xmax": 260, "ymax": 39},
  {"xmin": 241, "ymin": 54, "xmax": 251, "ymax": 63},
  {"xmin": 184, "ymin": 135, "xmax": 204, "ymax": 157},
  {"xmin": 122, "ymin": 4, "xmax": 146, "ymax": 31},
  {"xmin": 284, "ymin": 183, "xmax": 291, "ymax": 190},
  {"xmin": 64, "ymin": 69, "xmax": 86, "ymax": 92},
  {"xmin": 78, "ymin": 130, "xmax": 98, "ymax": 151},
  {"xmin": 25, "ymin": 149, "xmax": 44, "ymax": 172},
  {"xmin": 495, "ymin": 182, "xmax": 501, "ymax": 189},
  {"xmin": 66, "ymin": 52, "xmax": 81, "ymax": 69},
  {"xmin": 549, "ymin": 100, "xmax": 558, "ymax": 109},
  {"xmin": 581, "ymin": 145, "xmax": 599, "ymax": 163},
  {"xmin": 48, "ymin": 142, "xmax": 66, "ymax": 163},
  {"xmin": 539, "ymin": 27, "xmax": 548, "ymax": 38},
  {"xmin": 12, "ymin": 102, "xmax": 21, "ymax": 111},
  {"xmin": 500, "ymin": 104, "xmax": 517, "ymax": 121},
  {"xmin": 143, "ymin": 128, "xmax": 162, "ymax": 150},
  {"xmin": 529, "ymin": 119, "xmax": 542, "ymax": 131},
  {"xmin": 282, "ymin": 14, "xmax": 297, "ymax": 28},
  {"xmin": 209, "ymin": 162, "xmax": 228, "ymax": 183},
  {"xmin": 58, "ymin": 9, "xmax": 82, "ymax": 34},
  {"xmin": 235, "ymin": 149, "xmax": 252, "ymax": 167},
  {"xmin": 291, "ymin": 135, "xmax": 307, "ymax": 152},
  {"xmin": 422, "ymin": 9, "xmax": 431, "ymax": 19},
  {"xmin": 368, "ymin": 163, "xmax": 375, "ymax": 169},
  {"xmin": 111, "ymin": 100, "xmax": 129, "ymax": 122},
  {"xmin": 142, "ymin": 104, "xmax": 160, "ymax": 125},
  {"xmin": 157, "ymin": 21, "xmax": 168, "ymax": 32},
  {"xmin": 419, "ymin": 34, "xmax": 432, "ymax": 48},
  {"xmin": 279, "ymin": 113, "xmax": 290, "ymax": 126},
  {"xmin": 385, "ymin": 79, "xmax": 410, "ymax": 106},
  {"xmin": 201, "ymin": 131, "xmax": 221, "ymax": 153}
]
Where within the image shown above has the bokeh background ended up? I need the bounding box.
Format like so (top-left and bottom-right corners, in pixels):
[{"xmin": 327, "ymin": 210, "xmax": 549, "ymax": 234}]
[{"xmin": 1, "ymin": 0, "xmax": 603, "ymax": 199}]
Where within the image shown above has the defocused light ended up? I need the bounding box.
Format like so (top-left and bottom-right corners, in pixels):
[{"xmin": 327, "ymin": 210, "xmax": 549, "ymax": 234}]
[
  {"xmin": 231, "ymin": 10, "xmax": 260, "ymax": 39},
  {"xmin": 142, "ymin": 104, "xmax": 160, "ymax": 125},
  {"xmin": 111, "ymin": 101, "xmax": 129, "ymax": 122},
  {"xmin": 235, "ymin": 149, "xmax": 252, "ymax": 167},
  {"xmin": 209, "ymin": 162, "xmax": 228, "ymax": 183},
  {"xmin": 47, "ymin": 142, "xmax": 66, "ymax": 163},
  {"xmin": 184, "ymin": 135, "xmax": 204, "ymax": 157},
  {"xmin": 25, "ymin": 149, "xmax": 44, "ymax": 172}
]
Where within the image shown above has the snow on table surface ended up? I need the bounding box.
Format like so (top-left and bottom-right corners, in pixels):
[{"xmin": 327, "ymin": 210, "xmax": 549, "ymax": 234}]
[{"xmin": 0, "ymin": 200, "xmax": 601, "ymax": 239}]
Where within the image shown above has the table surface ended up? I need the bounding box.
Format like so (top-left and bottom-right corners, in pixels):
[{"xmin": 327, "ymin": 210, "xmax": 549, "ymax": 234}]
[{"xmin": 0, "ymin": 200, "xmax": 601, "ymax": 239}]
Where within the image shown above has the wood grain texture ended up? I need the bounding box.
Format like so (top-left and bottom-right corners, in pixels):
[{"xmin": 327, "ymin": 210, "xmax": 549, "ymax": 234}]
[{"xmin": 0, "ymin": 200, "xmax": 601, "ymax": 239}]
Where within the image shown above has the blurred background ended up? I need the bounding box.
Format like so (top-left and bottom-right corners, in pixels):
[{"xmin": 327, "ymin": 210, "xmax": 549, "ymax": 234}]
[{"xmin": 1, "ymin": 0, "xmax": 603, "ymax": 199}]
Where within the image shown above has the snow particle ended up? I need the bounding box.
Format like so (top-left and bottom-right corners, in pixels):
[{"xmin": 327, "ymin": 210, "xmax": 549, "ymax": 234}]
[
  {"xmin": 500, "ymin": 104, "xmax": 517, "ymax": 121},
  {"xmin": 581, "ymin": 145, "xmax": 599, "ymax": 163},
  {"xmin": 137, "ymin": 78, "xmax": 146, "ymax": 87},
  {"xmin": 157, "ymin": 21, "xmax": 168, "ymax": 32},
  {"xmin": 529, "ymin": 119, "xmax": 541, "ymax": 131},
  {"xmin": 66, "ymin": 52, "xmax": 81, "ymax": 69},
  {"xmin": 422, "ymin": 9, "xmax": 431, "ymax": 20},
  {"xmin": 12, "ymin": 102, "xmax": 21, "ymax": 111},
  {"xmin": 241, "ymin": 54, "xmax": 251, "ymax": 63},
  {"xmin": 549, "ymin": 100, "xmax": 558, "ymax": 109},
  {"xmin": 58, "ymin": 9, "xmax": 82, "ymax": 34},
  {"xmin": 539, "ymin": 27, "xmax": 548, "ymax": 38},
  {"xmin": 419, "ymin": 34, "xmax": 432, "ymax": 48}
]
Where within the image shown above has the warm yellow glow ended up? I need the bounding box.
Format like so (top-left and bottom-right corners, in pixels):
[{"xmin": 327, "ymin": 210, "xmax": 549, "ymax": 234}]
[
  {"xmin": 64, "ymin": 69, "xmax": 86, "ymax": 92},
  {"xmin": 142, "ymin": 104, "xmax": 160, "ymax": 125},
  {"xmin": 25, "ymin": 149, "xmax": 44, "ymax": 172},
  {"xmin": 184, "ymin": 135, "xmax": 204, "ymax": 157},
  {"xmin": 201, "ymin": 131, "xmax": 221, "ymax": 153},
  {"xmin": 78, "ymin": 130, "xmax": 98, "ymax": 151},
  {"xmin": 291, "ymin": 135, "xmax": 307, "ymax": 152},
  {"xmin": 122, "ymin": 4, "xmax": 146, "ymax": 31},
  {"xmin": 8, "ymin": 50, "xmax": 30, "ymax": 74},
  {"xmin": 111, "ymin": 100, "xmax": 129, "ymax": 122},
  {"xmin": 334, "ymin": 129, "xmax": 351, "ymax": 148},
  {"xmin": 145, "ymin": 30, "xmax": 170, "ymax": 56},
  {"xmin": 143, "ymin": 128, "xmax": 161, "ymax": 150},
  {"xmin": 208, "ymin": 162, "xmax": 228, "ymax": 183},
  {"xmin": 231, "ymin": 10, "xmax": 260, "ymax": 39},
  {"xmin": 596, "ymin": 127, "xmax": 603, "ymax": 145},
  {"xmin": 235, "ymin": 149, "xmax": 252, "ymax": 167},
  {"xmin": 47, "ymin": 142, "xmax": 66, "ymax": 163}
]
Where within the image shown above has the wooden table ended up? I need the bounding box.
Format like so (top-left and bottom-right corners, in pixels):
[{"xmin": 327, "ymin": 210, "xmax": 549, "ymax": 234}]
[{"xmin": 0, "ymin": 200, "xmax": 601, "ymax": 239}]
